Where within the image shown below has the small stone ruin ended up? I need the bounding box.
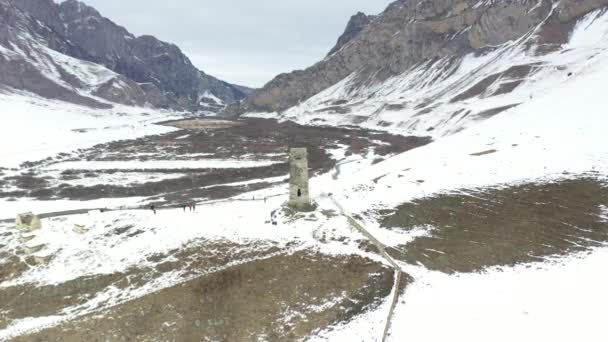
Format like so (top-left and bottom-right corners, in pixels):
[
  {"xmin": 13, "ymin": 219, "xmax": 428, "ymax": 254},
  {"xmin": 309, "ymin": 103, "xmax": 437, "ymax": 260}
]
[
  {"xmin": 16, "ymin": 212, "xmax": 42, "ymax": 232},
  {"xmin": 15, "ymin": 212, "xmax": 50, "ymax": 265},
  {"xmin": 73, "ymin": 224, "xmax": 90, "ymax": 234}
]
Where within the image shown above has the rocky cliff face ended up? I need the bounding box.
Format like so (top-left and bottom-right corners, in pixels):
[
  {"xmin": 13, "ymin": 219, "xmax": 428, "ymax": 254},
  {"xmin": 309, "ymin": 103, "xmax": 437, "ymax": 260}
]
[
  {"xmin": 0, "ymin": 0, "xmax": 248, "ymax": 111},
  {"xmin": 327, "ymin": 12, "xmax": 376, "ymax": 56},
  {"xmin": 226, "ymin": 0, "xmax": 608, "ymax": 118},
  {"xmin": 0, "ymin": 0, "xmax": 113, "ymax": 108}
]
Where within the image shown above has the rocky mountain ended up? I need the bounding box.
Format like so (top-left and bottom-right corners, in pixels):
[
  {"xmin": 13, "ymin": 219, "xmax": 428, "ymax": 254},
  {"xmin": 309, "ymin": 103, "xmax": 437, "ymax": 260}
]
[
  {"xmin": 327, "ymin": 12, "xmax": 376, "ymax": 56},
  {"xmin": 0, "ymin": 0, "xmax": 249, "ymax": 111},
  {"xmin": 226, "ymin": 0, "xmax": 608, "ymax": 135}
]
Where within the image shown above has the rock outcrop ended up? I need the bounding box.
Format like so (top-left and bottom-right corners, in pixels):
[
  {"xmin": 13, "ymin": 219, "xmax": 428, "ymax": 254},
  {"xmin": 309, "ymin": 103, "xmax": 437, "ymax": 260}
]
[{"xmin": 327, "ymin": 12, "xmax": 376, "ymax": 56}]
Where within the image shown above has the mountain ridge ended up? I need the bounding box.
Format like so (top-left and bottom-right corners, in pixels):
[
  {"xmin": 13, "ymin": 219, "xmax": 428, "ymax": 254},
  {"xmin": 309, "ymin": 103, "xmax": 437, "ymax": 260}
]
[
  {"xmin": 225, "ymin": 0, "xmax": 608, "ymax": 123},
  {"xmin": 327, "ymin": 11, "xmax": 376, "ymax": 57},
  {"xmin": 0, "ymin": 0, "xmax": 250, "ymax": 111}
]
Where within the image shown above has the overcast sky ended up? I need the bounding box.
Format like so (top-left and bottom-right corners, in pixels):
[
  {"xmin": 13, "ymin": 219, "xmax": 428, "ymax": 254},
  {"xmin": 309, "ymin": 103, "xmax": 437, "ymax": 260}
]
[{"xmin": 79, "ymin": 0, "xmax": 393, "ymax": 88}]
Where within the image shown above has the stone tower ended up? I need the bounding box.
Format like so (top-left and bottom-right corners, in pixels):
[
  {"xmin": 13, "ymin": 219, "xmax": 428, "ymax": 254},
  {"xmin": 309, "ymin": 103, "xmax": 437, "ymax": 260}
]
[{"xmin": 289, "ymin": 148, "xmax": 311, "ymax": 209}]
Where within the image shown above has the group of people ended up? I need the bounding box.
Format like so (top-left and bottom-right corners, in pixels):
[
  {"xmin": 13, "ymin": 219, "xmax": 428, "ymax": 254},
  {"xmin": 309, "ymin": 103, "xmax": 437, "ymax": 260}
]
[
  {"xmin": 183, "ymin": 202, "xmax": 196, "ymax": 212},
  {"xmin": 149, "ymin": 202, "xmax": 196, "ymax": 215}
]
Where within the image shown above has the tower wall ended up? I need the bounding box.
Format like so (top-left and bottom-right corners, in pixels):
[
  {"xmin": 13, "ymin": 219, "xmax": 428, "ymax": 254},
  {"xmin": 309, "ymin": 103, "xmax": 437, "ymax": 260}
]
[{"xmin": 288, "ymin": 148, "xmax": 311, "ymax": 209}]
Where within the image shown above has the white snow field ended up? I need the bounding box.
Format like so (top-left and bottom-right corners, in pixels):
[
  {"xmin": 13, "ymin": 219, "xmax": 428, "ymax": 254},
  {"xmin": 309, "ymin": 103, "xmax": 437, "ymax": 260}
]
[
  {"xmin": 0, "ymin": 195, "xmax": 313, "ymax": 288},
  {"xmin": 312, "ymin": 248, "xmax": 608, "ymax": 342},
  {"xmin": 1, "ymin": 9, "xmax": 608, "ymax": 342},
  {"xmin": 0, "ymin": 92, "xmax": 181, "ymax": 168}
]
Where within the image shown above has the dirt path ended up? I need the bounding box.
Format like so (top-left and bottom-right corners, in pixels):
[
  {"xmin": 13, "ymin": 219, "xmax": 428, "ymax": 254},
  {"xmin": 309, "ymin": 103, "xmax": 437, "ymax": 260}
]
[
  {"xmin": 332, "ymin": 158, "xmax": 365, "ymax": 181},
  {"xmin": 0, "ymin": 209, "xmax": 95, "ymax": 224},
  {"xmin": 382, "ymin": 270, "xmax": 402, "ymax": 342},
  {"xmin": 323, "ymin": 193, "xmax": 405, "ymax": 342},
  {"xmin": 0, "ymin": 192, "xmax": 290, "ymax": 225}
]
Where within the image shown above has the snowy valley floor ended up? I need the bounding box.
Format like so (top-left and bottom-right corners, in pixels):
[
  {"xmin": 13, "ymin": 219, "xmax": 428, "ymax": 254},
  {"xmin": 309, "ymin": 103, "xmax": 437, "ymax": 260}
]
[
  {"xmin": 0, "ymin": 66, "xmax": 607, "ymax": 342},
  {"xmin": 0, "ymin": 93, "xmax": 424, "ymax": 341}
]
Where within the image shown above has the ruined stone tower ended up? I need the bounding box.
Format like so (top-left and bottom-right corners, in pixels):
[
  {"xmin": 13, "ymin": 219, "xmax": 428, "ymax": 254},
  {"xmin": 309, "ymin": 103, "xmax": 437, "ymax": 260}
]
[{"xmin": 289, "ymin": 148, "xmax": 311, "ymax": 209}]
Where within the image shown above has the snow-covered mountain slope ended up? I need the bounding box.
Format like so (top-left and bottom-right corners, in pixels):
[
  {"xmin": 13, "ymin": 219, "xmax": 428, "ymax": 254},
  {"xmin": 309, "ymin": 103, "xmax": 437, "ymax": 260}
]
[
  {"xmin": 0, "ymin": 0, "xmax": 248, "ymax": 112},
  {"xmin": 241, "ymin": 3, "xmax": 608, "ymax": 139},
  {"xmin": 322, "ymin": 9, "xmax": 608, "ymax": 210},
  {"xmin": 0, "ymin": 0, "xmax": 165, "ymax": 109},
  {"xmin": 0, "ymin": 35, "xmax": 152, "ymax": 109}
]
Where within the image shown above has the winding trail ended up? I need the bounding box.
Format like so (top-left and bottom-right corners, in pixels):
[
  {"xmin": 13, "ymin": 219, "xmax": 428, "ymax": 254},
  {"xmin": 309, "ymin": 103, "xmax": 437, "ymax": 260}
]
[
  {"xmin": 332, "ymin": 158, "xmax": 366, "ymax": 181},
  {"xmin": 383, "ymin": 270, "xmax": 402, "ymax": 342},
  {"xmin": 327, "ymin": 157, "xmax": 409, "ymax": 341},
  {"xmin": 0, "ymin": 192, "xmax": 288, "ymax": 224},
  {"xmin": 323, "ymin": 193, "xmax": 404, "ymax": 342}
]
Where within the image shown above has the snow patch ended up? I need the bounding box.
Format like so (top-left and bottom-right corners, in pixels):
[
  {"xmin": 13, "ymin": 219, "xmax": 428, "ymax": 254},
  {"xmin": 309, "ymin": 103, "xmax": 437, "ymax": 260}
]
[
  {"xmin": 387, "ymin": 248, "xmax": 608, "ymax": 342},
  {"xmin": 0, "ymin": 93, "xmax": 182, "ymax": 168}
]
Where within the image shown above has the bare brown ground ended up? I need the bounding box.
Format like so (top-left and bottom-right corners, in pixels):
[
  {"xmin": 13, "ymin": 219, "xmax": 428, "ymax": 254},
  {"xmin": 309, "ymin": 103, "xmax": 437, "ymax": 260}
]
[
  {"xmin": 1, "ymin": 118, "xmax": 430, "ymax": 206},
  {"xmin": 14, "ymin": 252, "xmax": 397, "ymax": 342},
  {"xmin": 382, "ymin": 178, "xmax": 608, "ymax": 273},
  {"xmin": 0, "ymin": 252, "xmax": 28, "ymax": 285},
  {"xmin": 0, "ymin": 239, "xmax": 283, "ymax": 332}
]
